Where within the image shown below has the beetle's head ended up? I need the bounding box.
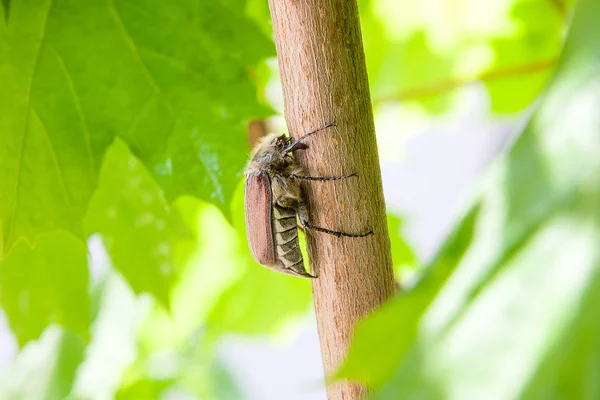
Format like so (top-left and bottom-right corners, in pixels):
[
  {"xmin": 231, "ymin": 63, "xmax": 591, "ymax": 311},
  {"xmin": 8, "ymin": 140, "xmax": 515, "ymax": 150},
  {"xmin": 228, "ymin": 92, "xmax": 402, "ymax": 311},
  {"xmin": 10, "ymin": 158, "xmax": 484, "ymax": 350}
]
[
  {"xmin": 249, "ymin": 133, "xmax": 290, "ymax": 169},
  {"xmin": 272, "ymin": 134, "xmax": 288, "ymax": 152}
]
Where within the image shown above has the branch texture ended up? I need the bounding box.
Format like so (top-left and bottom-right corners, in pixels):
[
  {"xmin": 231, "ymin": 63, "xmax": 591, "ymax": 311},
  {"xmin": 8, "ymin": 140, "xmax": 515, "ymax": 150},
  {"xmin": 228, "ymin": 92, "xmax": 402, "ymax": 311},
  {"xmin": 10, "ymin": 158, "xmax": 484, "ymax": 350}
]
[{"xmin": 268, "ymin": 0, "xmax": 396, "ymax": 398}]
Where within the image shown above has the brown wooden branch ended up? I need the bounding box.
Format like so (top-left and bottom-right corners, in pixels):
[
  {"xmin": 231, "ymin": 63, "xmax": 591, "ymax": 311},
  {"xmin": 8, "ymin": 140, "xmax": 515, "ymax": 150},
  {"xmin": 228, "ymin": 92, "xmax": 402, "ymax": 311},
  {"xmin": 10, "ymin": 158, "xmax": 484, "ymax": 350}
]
[
  {"xmin": 376, "ymin": 57, "xmax": 557, "ymax": 104},
  {"xmin": 268, "ymin": 0, "xmax": 396, "ymax": 398}
]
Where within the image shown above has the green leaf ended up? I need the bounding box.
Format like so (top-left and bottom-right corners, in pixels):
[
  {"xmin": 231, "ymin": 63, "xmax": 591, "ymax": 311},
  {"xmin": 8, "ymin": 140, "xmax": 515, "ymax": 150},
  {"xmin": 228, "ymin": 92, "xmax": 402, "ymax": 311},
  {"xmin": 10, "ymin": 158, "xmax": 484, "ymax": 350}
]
[
  {"xmin": 0, "ymin": 327, "xmax": 85, "ymax": 400},
  {"xmin": 116, "ymin": 377, "xmax": 174, "ymax": 400},
  {"xmin": 84, "ymin": 138, "xmax": 180, "ymax": 305},
  {"xmin": 486, "ymin": 0, "xmax": 563, "ymax": 112},
  {"xmin": 245, "ymin": 0, "xmax": 274, "ymax": 37},
  {"xmin": 387, "ymin": 213, "xmax": 417, "ymax": 275},
  {"xmin": 115, "ymin": 350, "xmax": 243, "ymax": 400},
  {"xmin": 0, "ymin": 0, "xmax": 273, "ymax": 255},
  {"xmin": 1, "ymin": 0, "xmax": 9, "ymax": 20},
  {"xmin": 360, "ymin": 3, "xmax": 456, "ymax": 112},
  {"xmin": 206, "ymin": 262, "xmax": 312, "ymax": 336},
  {"xmin": 339, "ymin": 0, "xmax": 600, "ymax": 395},
  {"xmin": 0, "ymin": 232, "xmax": 89, "ymax": 346},
  {"xmin": 335, "ymin": 205, "xmax": 481, "ymax": 386},
  {"xmin": 363, "ymin": 0, "xmax": 563, "ymax": 113},
  {"xmin": 518, "ymin": 260, "xmax": 600, "ymax": 399}
]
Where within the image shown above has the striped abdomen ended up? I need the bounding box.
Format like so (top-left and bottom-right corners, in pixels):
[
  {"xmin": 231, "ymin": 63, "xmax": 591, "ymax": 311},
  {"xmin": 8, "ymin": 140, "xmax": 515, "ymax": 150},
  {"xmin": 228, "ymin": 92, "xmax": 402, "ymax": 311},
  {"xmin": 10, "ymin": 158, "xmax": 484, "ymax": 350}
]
[
  {"xmin": 272, "ymin": 205, "xmax": 313, "ymax": 277},
  {"xmin": 245, "ymin": 171, "xmax": 314, "ymax": 278}
]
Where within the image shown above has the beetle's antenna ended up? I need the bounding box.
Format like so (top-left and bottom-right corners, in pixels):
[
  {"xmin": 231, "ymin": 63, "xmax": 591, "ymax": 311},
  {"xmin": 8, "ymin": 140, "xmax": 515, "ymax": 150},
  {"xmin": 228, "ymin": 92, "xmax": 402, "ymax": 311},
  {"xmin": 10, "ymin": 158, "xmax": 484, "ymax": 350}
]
[{"xmin": 283, "ymin": 122, "xmax": 336, "ymax": 154}]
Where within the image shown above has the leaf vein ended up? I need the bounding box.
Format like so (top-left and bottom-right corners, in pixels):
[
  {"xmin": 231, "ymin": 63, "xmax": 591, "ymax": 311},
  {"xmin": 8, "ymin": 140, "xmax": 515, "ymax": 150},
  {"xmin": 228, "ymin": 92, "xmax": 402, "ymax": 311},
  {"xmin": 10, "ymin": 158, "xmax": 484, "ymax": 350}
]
[
  {"xmin": 31, "ymin": 106, "xmax": 73, "ymax": 209},
  {"xmin": 108, "ymin": 0, "xmax": 226, "ymax": 209},
  {"xmin": 5, "ymin": 0, "xmax": 53, "ymax": 250},
  {"xmin": 124, "ymin": 92, "xmax": 155, "ymax": 149},
  {"xmin": 47, "ymin": 43, "xmax": 95, "ymax": 179},
  {"xmin": 108, "ymin": 0, "xmax": 176, "ymax": 118}
]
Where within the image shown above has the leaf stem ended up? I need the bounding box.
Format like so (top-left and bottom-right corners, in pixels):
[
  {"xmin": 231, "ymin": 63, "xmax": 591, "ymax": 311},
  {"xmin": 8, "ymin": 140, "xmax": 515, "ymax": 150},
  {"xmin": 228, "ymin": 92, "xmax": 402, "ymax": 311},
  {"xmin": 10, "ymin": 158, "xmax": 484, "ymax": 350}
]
[{"xmin": 376, "ymin": 57, "xmax": 557, "ymax": 104}]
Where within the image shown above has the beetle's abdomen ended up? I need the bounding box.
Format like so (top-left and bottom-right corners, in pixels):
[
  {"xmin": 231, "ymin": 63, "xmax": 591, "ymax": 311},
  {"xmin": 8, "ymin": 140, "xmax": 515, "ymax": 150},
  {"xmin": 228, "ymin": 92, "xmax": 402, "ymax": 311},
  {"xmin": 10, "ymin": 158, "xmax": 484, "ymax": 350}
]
[{"xmin": 273, "ymin": 205, "xmax": 313, "ymax": 277}]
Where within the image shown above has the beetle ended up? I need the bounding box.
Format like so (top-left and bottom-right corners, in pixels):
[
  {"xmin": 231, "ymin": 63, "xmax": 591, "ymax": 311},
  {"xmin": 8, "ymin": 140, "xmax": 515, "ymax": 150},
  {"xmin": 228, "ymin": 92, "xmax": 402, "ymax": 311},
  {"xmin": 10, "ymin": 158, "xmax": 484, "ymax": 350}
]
[{"xmin": 244, "ymin": 122, "xmax": 373, "ymax": 278}]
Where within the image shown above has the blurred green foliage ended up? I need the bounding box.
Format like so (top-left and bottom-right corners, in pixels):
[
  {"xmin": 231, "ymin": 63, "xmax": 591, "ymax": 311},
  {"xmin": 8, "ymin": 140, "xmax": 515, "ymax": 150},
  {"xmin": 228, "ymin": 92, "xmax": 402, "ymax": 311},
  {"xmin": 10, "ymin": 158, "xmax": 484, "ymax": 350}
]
[
  {"xmin": 361, "ymin": 0, "xmax": 563, "ymax": 113},
  {"xmin": 387, "ymin": 213, "xmax": 417, "ymax": 272},
  {"xmin": 0, "ymin": 0, "xmax": 587, "ymax": 398},
  {"xmin": 0, "ymin": 328, "xmax": 85, "ymax": 400},
  {"xmin": 339, "ymin": 0, "xmax": 600, "ymax": 398},
  {"xmin": 84, "ymin": 138, "xmax": 181, "ymax": 306},
  {"xmin": 1, "ymin": 0, "xmax": 9, "ymax": 20},
  {"xmin": 0, "ymin": 232, "xmax": 89, "ymax": 346}
]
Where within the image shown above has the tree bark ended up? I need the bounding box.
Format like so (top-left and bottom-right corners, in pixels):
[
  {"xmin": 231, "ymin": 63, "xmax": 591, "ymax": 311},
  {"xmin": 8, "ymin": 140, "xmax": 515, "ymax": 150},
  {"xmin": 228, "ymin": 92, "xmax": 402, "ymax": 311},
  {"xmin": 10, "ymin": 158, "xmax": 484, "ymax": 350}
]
[{"xmin": 267, "ymin": 1, "xmax": 396, "ymax": 398}]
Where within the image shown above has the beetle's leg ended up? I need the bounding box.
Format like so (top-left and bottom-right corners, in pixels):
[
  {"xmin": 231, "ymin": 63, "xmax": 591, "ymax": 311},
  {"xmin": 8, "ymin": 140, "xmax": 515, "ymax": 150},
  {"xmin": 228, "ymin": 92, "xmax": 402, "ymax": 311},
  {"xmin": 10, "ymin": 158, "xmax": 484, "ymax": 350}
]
[
  {"xmin": 290, "ymin": 172, "xmax": 357, "ymax": 181},
  {"xmin": 302, "ymin": 221, "xmax": 373, "ymax": 238},
  {"xmin": 272, "ymin": 174, "xmax": 303, "ymax": 210},
  {"xmin": 297, "ymin": 203, "xmax": 373, "ymax": 238},
  {"xmin": 283, "ymin": 121, "xmax": 336, "ymax": 154},
  {"xmin": 275, "ymin": 194, "xmax": 300, "ymax": 210},
  {"xmin": 288, "ymin": 165, "xmax": 356, "ymax": 181}
]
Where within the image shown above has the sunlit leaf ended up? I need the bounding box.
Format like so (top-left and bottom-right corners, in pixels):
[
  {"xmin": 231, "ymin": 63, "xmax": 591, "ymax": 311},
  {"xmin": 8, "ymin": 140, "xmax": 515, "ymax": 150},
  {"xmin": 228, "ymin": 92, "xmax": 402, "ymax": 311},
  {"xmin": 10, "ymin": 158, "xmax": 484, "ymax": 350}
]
[
  {"xmin": 1, "ymin": 0, "xmax": 9, "ymax": 20},
  {"xmin": 0, "ymin": 232, "xmax": 89, "ymax": 346},
  {"xmin": 0, "ymin": 0, "xmax": 273, "ymax": 254},
  {"xmin": 375, "ymin": 33, "xmax": 456, "ymax": 112},
  {"xmin": 115, "ymin": 350, "xmax": 243, "ymax": 400},
  {"xmin": 85, "ymin": 138, "xmax": 182, "ymax": 305},
  {"xmin": 245, "ymin": 0, "xmax": 274, "ymax": 37},
  {"xmin": 207, "ymin": 263, "xmax": 312, "ymax": 336},
  {"xmin": 116, "ymin": 376, "xmax": 174, "ymax": 400},
  {"xmin": 112, "ymin": 195, "xmax": 252, "ymax": 397},
  {"xmin": 485, "ymin": 0, "xmax": 562, "ymax": 112},
  {"xmin": 519, "ymin": 264, "xmax": 600, "ymax": 399},
  {"xmin": 387, "ymin": 213, "xmax": 417, "ymax": 275},
  {"xmin": 362, "ymin": 0, "xmax": 563, "ymax": 113},
  {"xmin": 339, "ymin": 0, "xmax": 600, "ymax": 396},
  {"xmin": 206, "ymin": 181, "xmax": 312, "ymax": 336},
  {"xmin": 335, "ymin": 205, "xmax": 481, "ymax": 386}
]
